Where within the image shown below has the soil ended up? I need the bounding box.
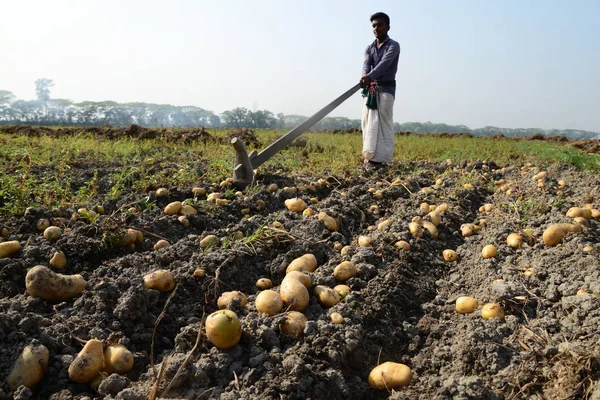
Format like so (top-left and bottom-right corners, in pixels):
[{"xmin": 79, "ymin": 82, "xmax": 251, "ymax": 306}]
[{"xmin": 1, "ymin": 142, "xmax": 600, "ymax": 399}]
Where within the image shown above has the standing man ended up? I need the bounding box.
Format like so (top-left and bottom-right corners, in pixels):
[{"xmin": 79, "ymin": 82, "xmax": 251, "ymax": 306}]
[{"xmin": 361, "ymin": 12, "xmax": 400, "ymax": 167}]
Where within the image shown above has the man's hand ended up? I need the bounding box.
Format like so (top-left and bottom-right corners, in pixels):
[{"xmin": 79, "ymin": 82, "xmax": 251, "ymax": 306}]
[{"xmin": 360, "ymin": 74, "xmax": 371, "ymax": 88}]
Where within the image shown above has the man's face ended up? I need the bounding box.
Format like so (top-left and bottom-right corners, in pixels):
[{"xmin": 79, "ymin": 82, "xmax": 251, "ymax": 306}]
[{"xmin": 371, "ymin": 18, "xmax": 390, "ymax": 40}]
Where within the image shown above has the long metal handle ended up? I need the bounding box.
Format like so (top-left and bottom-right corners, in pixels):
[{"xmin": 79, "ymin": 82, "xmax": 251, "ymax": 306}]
[{"xmin": 250, "ymin": 83, "xmax": 361, "ymax": 168}]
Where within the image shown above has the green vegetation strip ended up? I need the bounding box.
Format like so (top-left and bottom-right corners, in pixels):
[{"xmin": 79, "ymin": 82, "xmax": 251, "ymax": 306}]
[{"xmin": 0, "ymin": 129, "xmax": 598, "ymax": 216}]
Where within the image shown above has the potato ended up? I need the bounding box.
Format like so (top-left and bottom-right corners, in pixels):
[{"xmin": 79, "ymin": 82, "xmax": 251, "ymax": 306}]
[
  {"xmin": 302, "ymin": 208, "xmax": 315, "ymax": 217},
  {"xmin": 104, "ymin": 344, "xmax": 134, "ymax": 374},
  {"xmin": 314, "ymin": 285, "xmax": 341, "ymax": 308},
  {"xmin": 255, "ymin": 290, "xmax": 283, "ymax": 316},
  {"xmin": 455, "ymin": 296, "xmax": 479, "ymax": 313},
  {"xmin": 358, "ymin": 235, "xmax": 374, "ymax": 247},
  {"xmin": 333, "ymin": 261, "xmax": 357, "ymax": 281},
  {"xmin": 482, "ymin": 245, "xmax": 497, "ymax": 259},
  {"xmin": 68, "ymin": 339, "xmax": 104, "ymax": 383},
  {"xmin": 419, "ymin": 203, "xmax": 430, "ymax": 214},
  {"xmin": 395, "ymin": 241, "xmax": 410, "ymax": 251},
  {"xmin": 205, "ymin": 310, "xmax": 242, "ymax": 349},
  {"xmin": 533, "ymin": 171, "xmax": 546, "ymax": 181},
  {"xmin": 143, "ymin": 269, "xmax": 175, "ymax": 292},
  {"xmin": 271, "ymin": 221, "xmax": 285, "ymax": 230},
  {"xmin": 481, "ymin": 303, "xmax": 505, "ymax": 320},
  {"xmin": 340, "ymin": 246, "xmax": 352, "ymax": 256},
  {"xmin": 192, "ymin": 187, "xmax": 206, "ymax": 196},
  {"xmin": 0, "ymin": 240, "xmax": 20, "ymax": 259},
  {"xmin": 26, "ymin": 265, "xmax": 85, "ymax": 302},
  {"xmin": 200, "ymin": 234, "xmax": 219, "ymax": 248},
  {"xmin": 163, "ymin": 201, "xmax": 182, "ymax": 216},
  {"xmin": 435, "ymin": 203, "xmax": 449, "ymax": 213},
  {"xmin": 193, "ymin": 269, "xmax": 205, "ymax": 277},
  {"xmin": 368, "ymin": 362, "xmax": 413, "ymax": 389},
  {"xmin": 330, "ymin": 312, "xmax": 344, "ymax": 324},
  {"xmin": 285, "ymin": 198, "xmax": 307, "ymax": 212},
  {"xmin": 36, "ymin": 218, "xmax": 50, "ymax": 232},
  {"xmin": 542, "ymin": 223, "xmax": 580, "ymax": 246},
  {"xmin": 428, "ymin": 211, "xmax": 441, "ymax": 226},
  {"xmin": 460, "ymin": 224, "xmax": 474, "ymax": 237},
  {"xmin": 592, "ymin": 209, "xmax": 600, "ymax": 219},
  {"xmin": 256, "ymin": 278, "xmax": 273, "ymax": 290},
  {"xmin": 408, "ymin": 222, "xmax": 423, "ymax": 238},
  {"xmin": 50, "ymin": 251, "xmax": 67, "ymax": 269},
  {"xmin": 566, "ymin": 207, "xmax": 591, "ymax": 219},
  {"xmin": 6, "ymin": 341, "xmax": 49, "ymax": 390},
  {"xmin": 422, "ymin": 221, "xmax": 438, "ymax": 238},
  {"xmin": 280, "ymin": 278, "xmax": 309, "ymax": 311},
  {"xmin": 334, "ymin": 284, "xmax": 351, "ymax": 299},
  {"xmin": 284, "ymin": 271, "xmax": 311, "ymax": 288},
  {"xmin": 156, "ymin": 187, "xmax": 169, "ymax": 196},
  {"xmin": 286, "ymin": 253, "xmax": 318, "ymax": 274},
  {"xmin": 279, "ymin": 311, "xmax": 307, "ymax": 336},
  {"xmin": 128, "ymin": 228, "xmax": 143, "ymax": 245},
  {"xmin": 217, "ymin": 291, "xmax": 248, "ymax": 309},
  {"xmin": 90, "ymin": 372, "xmax": 108, "ymax": 391},
  {"xmin": 178, "ymin": 215, "xmax": 190, "ymax": 228},
  {"xmin": 377, "ymin": 219, "xmax": 392, "ymax": 230},
  {"xmin": 506, "ymin": 233, "xmax": 523, "ymax": 249},
  {"xmin": 153, "ymin": 239, "xmax": 170, "ymax": 250},
  {"xmin": 43, "ymin": 226, "xmax": 62, "ymax": 242},
  {"xmin": 180, "ymin": 204, "xmax": 198, "ymax": 216},
  {"xmin": 443, "ymin": 249, "xmax": 458, "ymax": 262},
  {"xmin": 317, "ymin": 212, "xmax": 339, "ymax": 232},
  {"xmin": 574, "ymin": 217, "xmax": 589, "ymax": 227}
]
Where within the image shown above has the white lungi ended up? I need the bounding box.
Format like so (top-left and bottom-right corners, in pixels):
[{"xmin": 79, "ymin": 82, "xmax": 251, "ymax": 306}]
[{"xmin": 361, "ymin": 91, "xmax": 395, "ymax": 163}]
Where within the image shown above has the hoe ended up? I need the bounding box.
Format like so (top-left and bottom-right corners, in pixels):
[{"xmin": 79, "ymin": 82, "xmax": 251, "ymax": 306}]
[{"xmin": 231, "ymin": 83, "xmax": 361, "ymax": 189}]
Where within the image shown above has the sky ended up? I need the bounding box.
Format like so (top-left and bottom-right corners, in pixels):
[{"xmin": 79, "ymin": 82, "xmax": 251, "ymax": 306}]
[{"xmin": 1, "ymin": 0, "xmax": 599, "ymax": 131}]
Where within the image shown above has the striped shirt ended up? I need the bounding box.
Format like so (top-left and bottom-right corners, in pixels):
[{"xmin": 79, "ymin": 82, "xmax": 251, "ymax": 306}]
[{"xmin": 362, "ymin": 36, "xmax": 401, "ymax": 97}]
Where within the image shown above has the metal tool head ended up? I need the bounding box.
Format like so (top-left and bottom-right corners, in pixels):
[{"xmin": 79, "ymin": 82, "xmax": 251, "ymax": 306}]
[{"xmin": 231, "ymin": 137, "xmax": 255, "ymax": 189}]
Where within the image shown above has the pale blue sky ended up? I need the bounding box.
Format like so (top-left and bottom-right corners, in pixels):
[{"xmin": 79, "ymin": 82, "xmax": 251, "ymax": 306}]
[{"xmin": 1, "ymin": 0, "xmax": 599, "ymax": 131}]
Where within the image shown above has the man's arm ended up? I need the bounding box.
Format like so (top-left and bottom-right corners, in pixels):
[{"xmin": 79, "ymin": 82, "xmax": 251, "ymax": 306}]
[
  {"xmin": 366, "ymin": 41, "xmax": 400, "ymax": 81},
  {"xmin": 361, "ymin": 46, "xmax": 372, "ymax": 87}
]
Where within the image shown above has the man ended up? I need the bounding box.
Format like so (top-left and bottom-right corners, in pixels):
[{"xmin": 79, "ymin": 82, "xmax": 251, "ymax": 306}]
[{"xmin": 360, "ymin": 12, "xmax": 400, "ymax": 168}]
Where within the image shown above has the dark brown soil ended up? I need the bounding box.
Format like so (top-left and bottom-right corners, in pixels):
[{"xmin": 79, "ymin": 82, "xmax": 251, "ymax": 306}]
[{"xmin": 1, "ymin": 157, "xmax": 600, "ymax": 399}]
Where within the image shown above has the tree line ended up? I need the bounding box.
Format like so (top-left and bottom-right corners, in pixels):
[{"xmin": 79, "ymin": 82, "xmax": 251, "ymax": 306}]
[{"xmin": 1, "ymin": 79, "xmax": 598, "ymax": 139}]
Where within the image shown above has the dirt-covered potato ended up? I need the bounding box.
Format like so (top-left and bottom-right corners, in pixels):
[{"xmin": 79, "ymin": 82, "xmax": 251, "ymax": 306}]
[
  {"xmin": 422, "ymin": 221, "xmax": 438, "ymax": 238},
  {"xmin": 143, "ymin": 269, "xmax": 175, "ymax": 292},
  {"xmin": 481, "ymin": 245, "xmax": 497, "ymax": 258},
  {"xmin": 542, "ymin": 223, "xmax": 580, "ymax": 246},
  {"xmin": 49, "ymin": 251, "xmax": 67, "ymax": 269},
  {"xmin": 460, "ymin": 224, "xmax": 474, "ymax": 237},
  {"xmin": 285, "ymin": 198, "xmax": 307, "ymax": 212},
  {"xmin": 156, "ymin": 187, "xmax": 169, "ymax": 197},
  {"xmin": 164, "ymin": 201, "xmax": 182, "ymax": 216},
  {"xmin": 377, "ymin": 219, "xmax": 392, "ymax": 230},
  {"xmin": 333, "ymin": 261, "xmax": 357, "ymax": 281},
  {"xmin": 255, "ymin": 278, "xmax": 273, "ymax": 290},
  {"xmin": 314, "ymin": 285, "xmax": 341, "ymax": 308},
  {"xmin": 0, "ymin": 240, "xmax": 20, "ymax": 259},
  {"xmin": 180, "ymin": 204, "xmax": 198, "ymax": 216},
  {"xmin": 192, "ymin": 187, "xmax": 206, "ymax": 196},
  {"xmin": 104, "ymin": 344, "xmax": 134, "ymax": 374},
  {"xmin": 368, "ymin": 361, "xmax": 413, "ymax": 389},
  {"xmin": 455, "ymin": 296, "xmax": 479, "ymax": 313},
  {"xmin": 330, "ymin": 312, "xmax": 344, "ymax": 324},
  {"xmin": 334, "ymin": 284, "xmax": 351, "ymax": 299},
  {"xmin": 286, "ymin": 253, "xmax": 318, "ymax": 274},
  {"xmin": 26, "ymin": 265, "xmax": 86, "ymax": 302},
  {"xmin": 443, "ymin": 249, "xmax": 458, "ymax": 262},
  {"xmin": 506, "ymin": 233, "xmax": 523, "ymax": 249},
  {"xmin": 358, "ymin": 235, "xmax": 374, "ymax": 247},
  {"xmin": 6, "ymin": 341, "xmax": 49, "ymax": 390},
  {"xmin": 43, "ymin": 226, "xmax": 62, "ymax": 241},
  {"xmin": 317, "ymin": 212, "xmax": 339, "ymax": 232},
  {"xmin": 255, "ymin": 290, "xmax": 283, "ymax": 316},
  {"xmin": 395, "ymin": 240, "xmax": 410, "ymax": 251},
  {"xmin": 36, "ymin": 218, "xmax": 50, "ymax": 232},
  {"xmin": 68, "ymin": 339, "xmax": 104, "ymax": 383},
  {"xmin": 279, "ymin": 311, "xmax": 307, "ymax": 336},
  {"xmin": 217, "ymin": 291, "xmax": 248, "ymax": 309},
  {"xmin": 408, "ymin": 222, "xmax": 423, "ymax": 238},
  {"xmin": 481, "ymin": 303, "xmax": 505, "ymax": 320},
  {"xmin": 200, "ymin": 234, "xmax": 219, "ymax": 248},
  {"xmin": 153, "ymin": 239, "xmax": 170, "ymax": 250}
]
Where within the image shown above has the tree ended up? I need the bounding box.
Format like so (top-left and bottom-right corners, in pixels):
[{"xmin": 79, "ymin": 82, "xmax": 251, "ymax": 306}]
[
  {"xmin": 0, "ymin": 90, "xmax": 16, "ymax": 121},
  {"xmin": 35, "ymin": 78, "xmax": 54, "ymax": 103}
]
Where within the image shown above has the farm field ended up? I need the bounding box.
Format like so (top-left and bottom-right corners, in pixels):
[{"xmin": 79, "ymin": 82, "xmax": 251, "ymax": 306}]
[{"xmin": 1, "ymin": 125, "xmax": 600, "ymax": 400}]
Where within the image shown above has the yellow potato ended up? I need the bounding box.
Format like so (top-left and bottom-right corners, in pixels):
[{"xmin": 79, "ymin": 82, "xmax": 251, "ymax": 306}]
[
  {"xmin": 205, "ymin": 310, "xmax": 242, "ymax": 349},
  {"xmin": 36, "ymin": 218, "xmax": 50, "ymax": 232},
  {"xmin": 592, "ymin": 209, "xmax": 600, "ymax": 219},
  {"xmin": 180, "ymin": 204, "xmax": 198, "ymax": 216},
  {"xmin": 566, "ymin": 207, "xmax": 591, "ymax": 219},
  {"xmin": 153, "ymin": 239, "xmax": 170, "ymax": 250},
  {"xmin": 303, "ymin": 208, "xmax": 315, "ymax": 217},
  {"xmin": 408, "ymin": 222, "xmax": 423, "ymax": 238},
  {"xmin": 43, "ymin": 226, "xmax": 62, "ymax": 242},
  {"xmin": 90, "ymin": 372, "xmax": 108, "ymax": 391},
  {"xmin": 334, "ymin": 284, "xmax": 351, "ymax": 299},
  {"xmin": 164, "ymin": 201, "xmax": 182, "ymax": 216},
  {"xmin": 285, "ymin": 198, "xmax": 307, "ymax": 212},
  {"xmin": 377, "ymin": 219, "xmax": 392, "ymax": 230},
  {"xmin": 428, "ymin": 211, "xmax": 441, "ymax": 226},
  {"xmin": 455, "ymin": 296, "xmax": 479, "ymax": 313},
  {"xmin": 333, "ymin": 261, "xmax": 357, "ymax": 281},
  {"xmin": 217, "ymin": 291, "xmax": 248, "ymax": 309},
  {"xmin": 368, "ymin": 362, "xmax": 413, "ymax": 389},
  {"xmin": 279, "ymin": 311, "xmax": 307, "ymax": 336},
  {"xmin": 330, "ymin": 312, "xmax": 344, "ymax": 324},
  {"xmin": 192, "ymin": 187, "xmax": 206, "ymax": 196},
  {"xmin": 284, "ymin": 271, "xmax": 311, "ymax": 287},
  {"xmin": 143, "ymin": 269, "xmax": 175, "ymax": 292},
  {"xmin": 49, "ymin": 251, "xmax": 67, "ymax": 269},
  {"xmin": 26, "ymin": 265, "xmax": 86, "ymax": 302},
  {"xmin": 267, "ymin": 183, "xmax": 279, "ymax": 192},
  {"xmin": 207, "ymin": 193, "xmax": 222, "ymax": 202},
  {"xmin": 280, "ymin": 278, "xmax": 309, "ymax": 311},
  {"xmin": 395, "ymin": 241, "xmax": 410, "ymax": 251},
  {"xmin": 419, "ymin": 203, "xmax": 430, "ymax": 213},
  {"xmin": 460, "ymin": 224, "xmax": 474, "ymax": 237},
  {"xmin": 286, "ymin": 254, "xmax": 318, "ymax": 274},
  {"xmin": 542, "ymin": 223, "xmax": 579, "ymax": 246},
  {"xmin": 255, "ymin": 290, "xmax": 283, "ymax": 316},
  {"xmin": 358, "ymin": 235, "xmax": 374, "ymax": 247},
  {"xmin": 104, "ymin": 344, "xmax": 134, "ymax": 374},
  {"xmin": 317, "ymin": 212, "xmax": 339, "ymax": 232},
  {"xmin": 443, "ymin": 249, "xmax": 458, "ymax": 262},
  {"xmin": 255, "ymin": 278, "xmax": 273, "ymax": 290},
  {"xmin": 128, "ymin": 228, "xmax": 144, "ymax": 244},
  {"xmin": 156, "ymin": 187, "xmax": 169, "ymax": 197},
  {"xmin": 68, "ymin": 339, "xmax": 105, "ymax": 383},
  {"xmin": 6, "ymin": 341, "xmax": 50, "ymax": 390},
  {"xmin": 0, "ymin": 240, "xmax": 20, "ymax": 259},
  {"xmin": 481, "ymin": 303, "xmax": 505, "ymax": 320},
  {"xmin": 506, "ymin": 233, "xmax": 523, "ymax": 249},
  {"xmin": 482, "ymin": 245, "xmax": 497, "ymax": 259},
  {"xmin": 178, "ymin": 215, "xmax": 190, "ymax": 228},
  {"xmin": 314, "ymin": 285, "xmax": 341, "ymax": 308},
  {"xmin": 422, "ymin": 221, "xmax": 438, "ymax": 238},
  {"xmin": 200, "ymin": 235, "xmax": 219, "ymax": 249}
]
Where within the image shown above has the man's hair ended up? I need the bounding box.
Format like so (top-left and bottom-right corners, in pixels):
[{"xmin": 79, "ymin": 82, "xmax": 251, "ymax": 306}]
[{"xmin": 370, "ymin": 12, "xmax": 390, "ymax": 26}]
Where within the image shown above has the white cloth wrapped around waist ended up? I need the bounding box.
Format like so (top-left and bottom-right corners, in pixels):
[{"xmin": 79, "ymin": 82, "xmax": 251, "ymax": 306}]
[{"xmin": 361, "ymin": 91, "xmax": 395, "ymax": 163}]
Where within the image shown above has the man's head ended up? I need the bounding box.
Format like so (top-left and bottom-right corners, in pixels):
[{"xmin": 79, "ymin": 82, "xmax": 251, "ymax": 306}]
[{"xmin": 370, "ymin": 12, "xmax": 390, "ymax": 41}]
